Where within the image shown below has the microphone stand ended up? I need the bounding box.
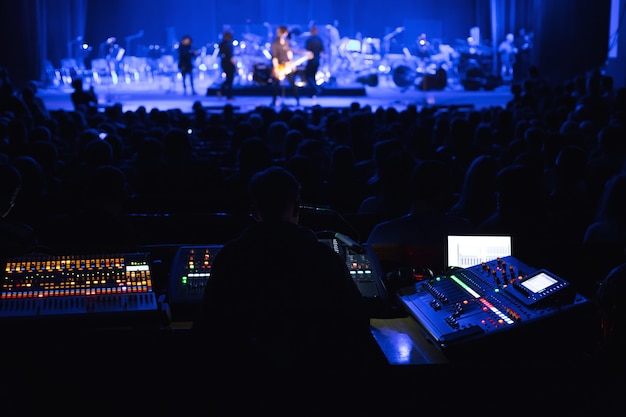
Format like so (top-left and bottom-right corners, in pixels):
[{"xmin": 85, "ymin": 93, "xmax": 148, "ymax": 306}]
[{"xmin": 125, "ymin": 30, "xmax": 145, "ymax": 55}]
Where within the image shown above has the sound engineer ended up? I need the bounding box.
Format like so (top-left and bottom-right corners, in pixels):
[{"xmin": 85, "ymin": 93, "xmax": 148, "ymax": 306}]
[{"xmin": 192, "ymin": 166, "xmax": 381, "ymax": 382}]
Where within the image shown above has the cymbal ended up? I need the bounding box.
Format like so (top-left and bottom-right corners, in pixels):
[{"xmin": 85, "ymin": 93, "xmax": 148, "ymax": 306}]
[{"xmin": 454, "ymin": 42, "xmax": 492, "ymax": 55}]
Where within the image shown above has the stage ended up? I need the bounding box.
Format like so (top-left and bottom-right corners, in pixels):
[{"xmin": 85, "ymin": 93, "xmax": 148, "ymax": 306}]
[{"xmin": 38, "ymin": 71, "xmax": 513, "ymax": 114}]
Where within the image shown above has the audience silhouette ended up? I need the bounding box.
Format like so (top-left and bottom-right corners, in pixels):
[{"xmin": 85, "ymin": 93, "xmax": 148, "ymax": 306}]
[
  {"xmin": 546, "ymin": 144, "xmax": 595, "ymax": 242},
  {"xmin": 2, "ymin": 62, "xmax": 626, "ymax": 414},
  {"xmin": 367, "ymin": 158, "xmax": 474, "ymax": 275},
  {"xmin": 0, "ymin": 67, "xmax": 623, "ymax": 267},
  {"xmin": 584, "ymin": 172, "xmax": 626, "ymax": 244},
  {"xmin": 70, "ymin": 78, "xmax": 98, "ymax": 114},
  {"xmin": 448, "ymin": 154, "xmax": 501, "ymax": 228},
  {"xmin": 358, "ymin": 139, "xmax": 416, "ymax": 220}
]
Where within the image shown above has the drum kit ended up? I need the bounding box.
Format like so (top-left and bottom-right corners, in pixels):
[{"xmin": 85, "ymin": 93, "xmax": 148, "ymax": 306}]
[{"xmin": 234, "ymin": 32, "xmax": 274, "ymax": 86}]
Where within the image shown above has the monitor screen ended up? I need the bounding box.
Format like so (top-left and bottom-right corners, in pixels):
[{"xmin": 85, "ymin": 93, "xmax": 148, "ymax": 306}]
[
  {"xmin": 446, "ymin": 235, "xmax": 512, "ymax": 268},
  {"xmin": 521, "ymin": 271, "xmax": 557, "ymax": 294}
]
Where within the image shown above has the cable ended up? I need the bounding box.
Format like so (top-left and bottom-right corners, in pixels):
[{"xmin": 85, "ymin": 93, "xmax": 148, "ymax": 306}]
[{"xmin": 298, "ymin": 204, "xmax": 362, "ymax": 244}]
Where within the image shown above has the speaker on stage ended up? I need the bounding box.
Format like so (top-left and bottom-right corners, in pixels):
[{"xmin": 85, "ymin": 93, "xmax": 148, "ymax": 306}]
[
  {"xmin": 483, "ymin": 74, "xmax": 502, "ymax": 91},
  {"xmin": 461, "ymin": 61, "xmax": 485, "ymax": 91},
  {"xmin": 253, "ymin": 63, "xmax": 272, "ymax": 85},
  {"xmin": 356, "ymin": 73, "xmax": 379, "ymax": 87},
  {"xmin": 419, "ymin": 67, "xmax": 447, "ymax": 91}
]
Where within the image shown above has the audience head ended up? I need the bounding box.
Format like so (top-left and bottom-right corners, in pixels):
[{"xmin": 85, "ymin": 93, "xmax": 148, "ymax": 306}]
[
  {"xmin": 495, "ymin": 164, "xmax": 543, "ymax": 216},
  {"xmin": 409, "ymin": 158, "xmax": 453, "ymax": 211},
  {"xmin": 277, "ymin": 25, "xmax": 289, "ymax": 38},
  {"xmin": 554, "ymin": 144, "xmax": 587, "ymax": 181},
  {"xmin": 266, "ymin": 120, "xmax": 289, "ymax": 160},
  {"xmin": 83, "ymin": 137, "xmax": 114, "ymax": 167},
  {"xmin": 284, "ymin": 129, "xmax": 304, "ymax": 160},
  {"xmin": 249, "ymin": 166, "xmax": 301, "ymax": 223},
  {"xmin": 11, "ymin": 155, "xmax": 47, "ymax": 204},
  {"xmin": 371, "ymin": 139, "xmax": 405, "ymax": 182},
  {"xmin": 71, "ymin": 78, "xmax": 84, "ymax": 91},
  {"xmin": 594, "ymin": 173, "xmax": 626, "ymax": 225},
  {"xmin": 236, "ymin": 136, "xmax": 272, "ymax": 177},
  {"xmin": 330, "ymin": 145, "xmax": 355, "ymax": 173},
  {"xmin": 82, "ymin": 164, "xmax": 129, "ymax": 214},
  {"xmin": 163, "ymin": 127, "xmax": 192, "ymax": 161},
  {"xmin": 596, "ymin": 124, "xmax": 626, "ymax": 154},
  {"xmin": 451, "ymin": 154, "xmax": 500, "ymax": 224}
]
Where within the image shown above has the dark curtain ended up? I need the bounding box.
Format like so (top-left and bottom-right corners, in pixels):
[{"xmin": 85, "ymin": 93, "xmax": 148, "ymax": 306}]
[
  {"xmin": 0, "ymin": 0, "xmax": 88, "ymax": 89},
  {"xmin": 0, "ymin": 1, "xmax": 41, "ymax": 89},
  {"xmin": 606, "ymin": 0, "xmax": 626, "ymax": 88},
  {"xmin": 534, "ymin": 0, "xmax": 611, "ymax": 85},
  {"xmin": 45, "ymin": 0, "xmax": 89, "ymax": 67}
]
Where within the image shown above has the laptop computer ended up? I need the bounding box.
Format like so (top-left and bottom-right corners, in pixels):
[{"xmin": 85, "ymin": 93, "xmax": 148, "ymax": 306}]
[{"xmin": 446, "ymin": 234, "xmax": 512, "ymax": 269}]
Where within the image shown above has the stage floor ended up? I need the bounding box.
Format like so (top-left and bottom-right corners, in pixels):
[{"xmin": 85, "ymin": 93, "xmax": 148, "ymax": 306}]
[{"xmin": 39, "ymin": 74, "xmax": 512, "ymax": 114}]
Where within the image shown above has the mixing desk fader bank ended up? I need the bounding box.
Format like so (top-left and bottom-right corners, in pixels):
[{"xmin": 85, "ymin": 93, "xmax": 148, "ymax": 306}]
[{"xmin": 1, "ymin": 252, "xmax": 163, "ymax": 326}]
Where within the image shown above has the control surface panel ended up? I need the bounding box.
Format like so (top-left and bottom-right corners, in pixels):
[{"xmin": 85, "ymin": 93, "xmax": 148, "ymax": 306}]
[{"xmin": 398, "ymin": 256, "xmax": 588, "ymax": 350}]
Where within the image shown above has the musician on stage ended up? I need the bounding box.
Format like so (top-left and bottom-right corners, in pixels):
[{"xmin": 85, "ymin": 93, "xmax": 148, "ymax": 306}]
[
  {"xmin": 218, "ymin": 28, "xmax": 236, "ymax": 100},
  {"xmin": 416, "ymin": 33, "xmax": 434, "ymax": 59},
  {"xmin": 513, "ymin": 28, "xmax": 533, "ymax": 82},
  {"xmin": 498, "ymin": 33, "xmax": 518, "ymax": 83},
  {"xmin": 270, "ymin": 25, "xmax": 299, "ymax": 107},
  {"xmin": 305, "ymin": 25, "xmax": 324, "ymax": 97},
  {"xmin": 325, "ymin": 20, "xmax": 341, "ymax": 75},
  {"xmin": 178, "ymin": 35, "xmax": 197, "ymax": 95},
  {"xmin": 103, "ymin": 37, "xmax": 123, "ymax": 84}
]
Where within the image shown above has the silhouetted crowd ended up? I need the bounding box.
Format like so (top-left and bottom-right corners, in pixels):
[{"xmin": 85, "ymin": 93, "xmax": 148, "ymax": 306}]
[
  {"xmin": 2, "ymin": 61, "xmax": 626, "ymax": 412},
  {"xmin": 2, "ymin": 63, "xmax": 626, "ymax": 265}
]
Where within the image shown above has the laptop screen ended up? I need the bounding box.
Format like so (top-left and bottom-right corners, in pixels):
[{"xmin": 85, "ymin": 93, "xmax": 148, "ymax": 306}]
[{"xmin": 446, "ymin": 235, "xmax": 512, "ymax": 269}]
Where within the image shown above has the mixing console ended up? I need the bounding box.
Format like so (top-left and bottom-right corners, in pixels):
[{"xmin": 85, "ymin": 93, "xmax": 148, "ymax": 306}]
[
  {"xmin": 168, "ymin": 241, "xmax": 387, "ymax": 311},
  {"xmin": 398, "ymin": 255, "xmax": 589, "ymax": 351},
  {"xmin": 169, "ymin": 245, "xmax": 223, "ymax": 306},
  {"xmin": 1, "ymin": 252, "xmax": 159, "ymax": 323},
  {"xmin": 339, "ymin": 241, "xmax": 388, "ymax": 300}
]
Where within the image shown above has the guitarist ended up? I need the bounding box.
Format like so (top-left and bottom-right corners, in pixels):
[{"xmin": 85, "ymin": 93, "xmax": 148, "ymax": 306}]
[
  {"xmin": 270, "ymin": 25, "xmax": 299, "ymax": 107},
  {"xmin": 178, "ymin": 35, "xmax": 198, "ymax": 95}
]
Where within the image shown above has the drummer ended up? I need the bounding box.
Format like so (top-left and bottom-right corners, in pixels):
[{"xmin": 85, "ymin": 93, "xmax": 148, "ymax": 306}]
[{"xmin": 416, "ymin": 33, "xmax": 435, "ymax": 59}]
